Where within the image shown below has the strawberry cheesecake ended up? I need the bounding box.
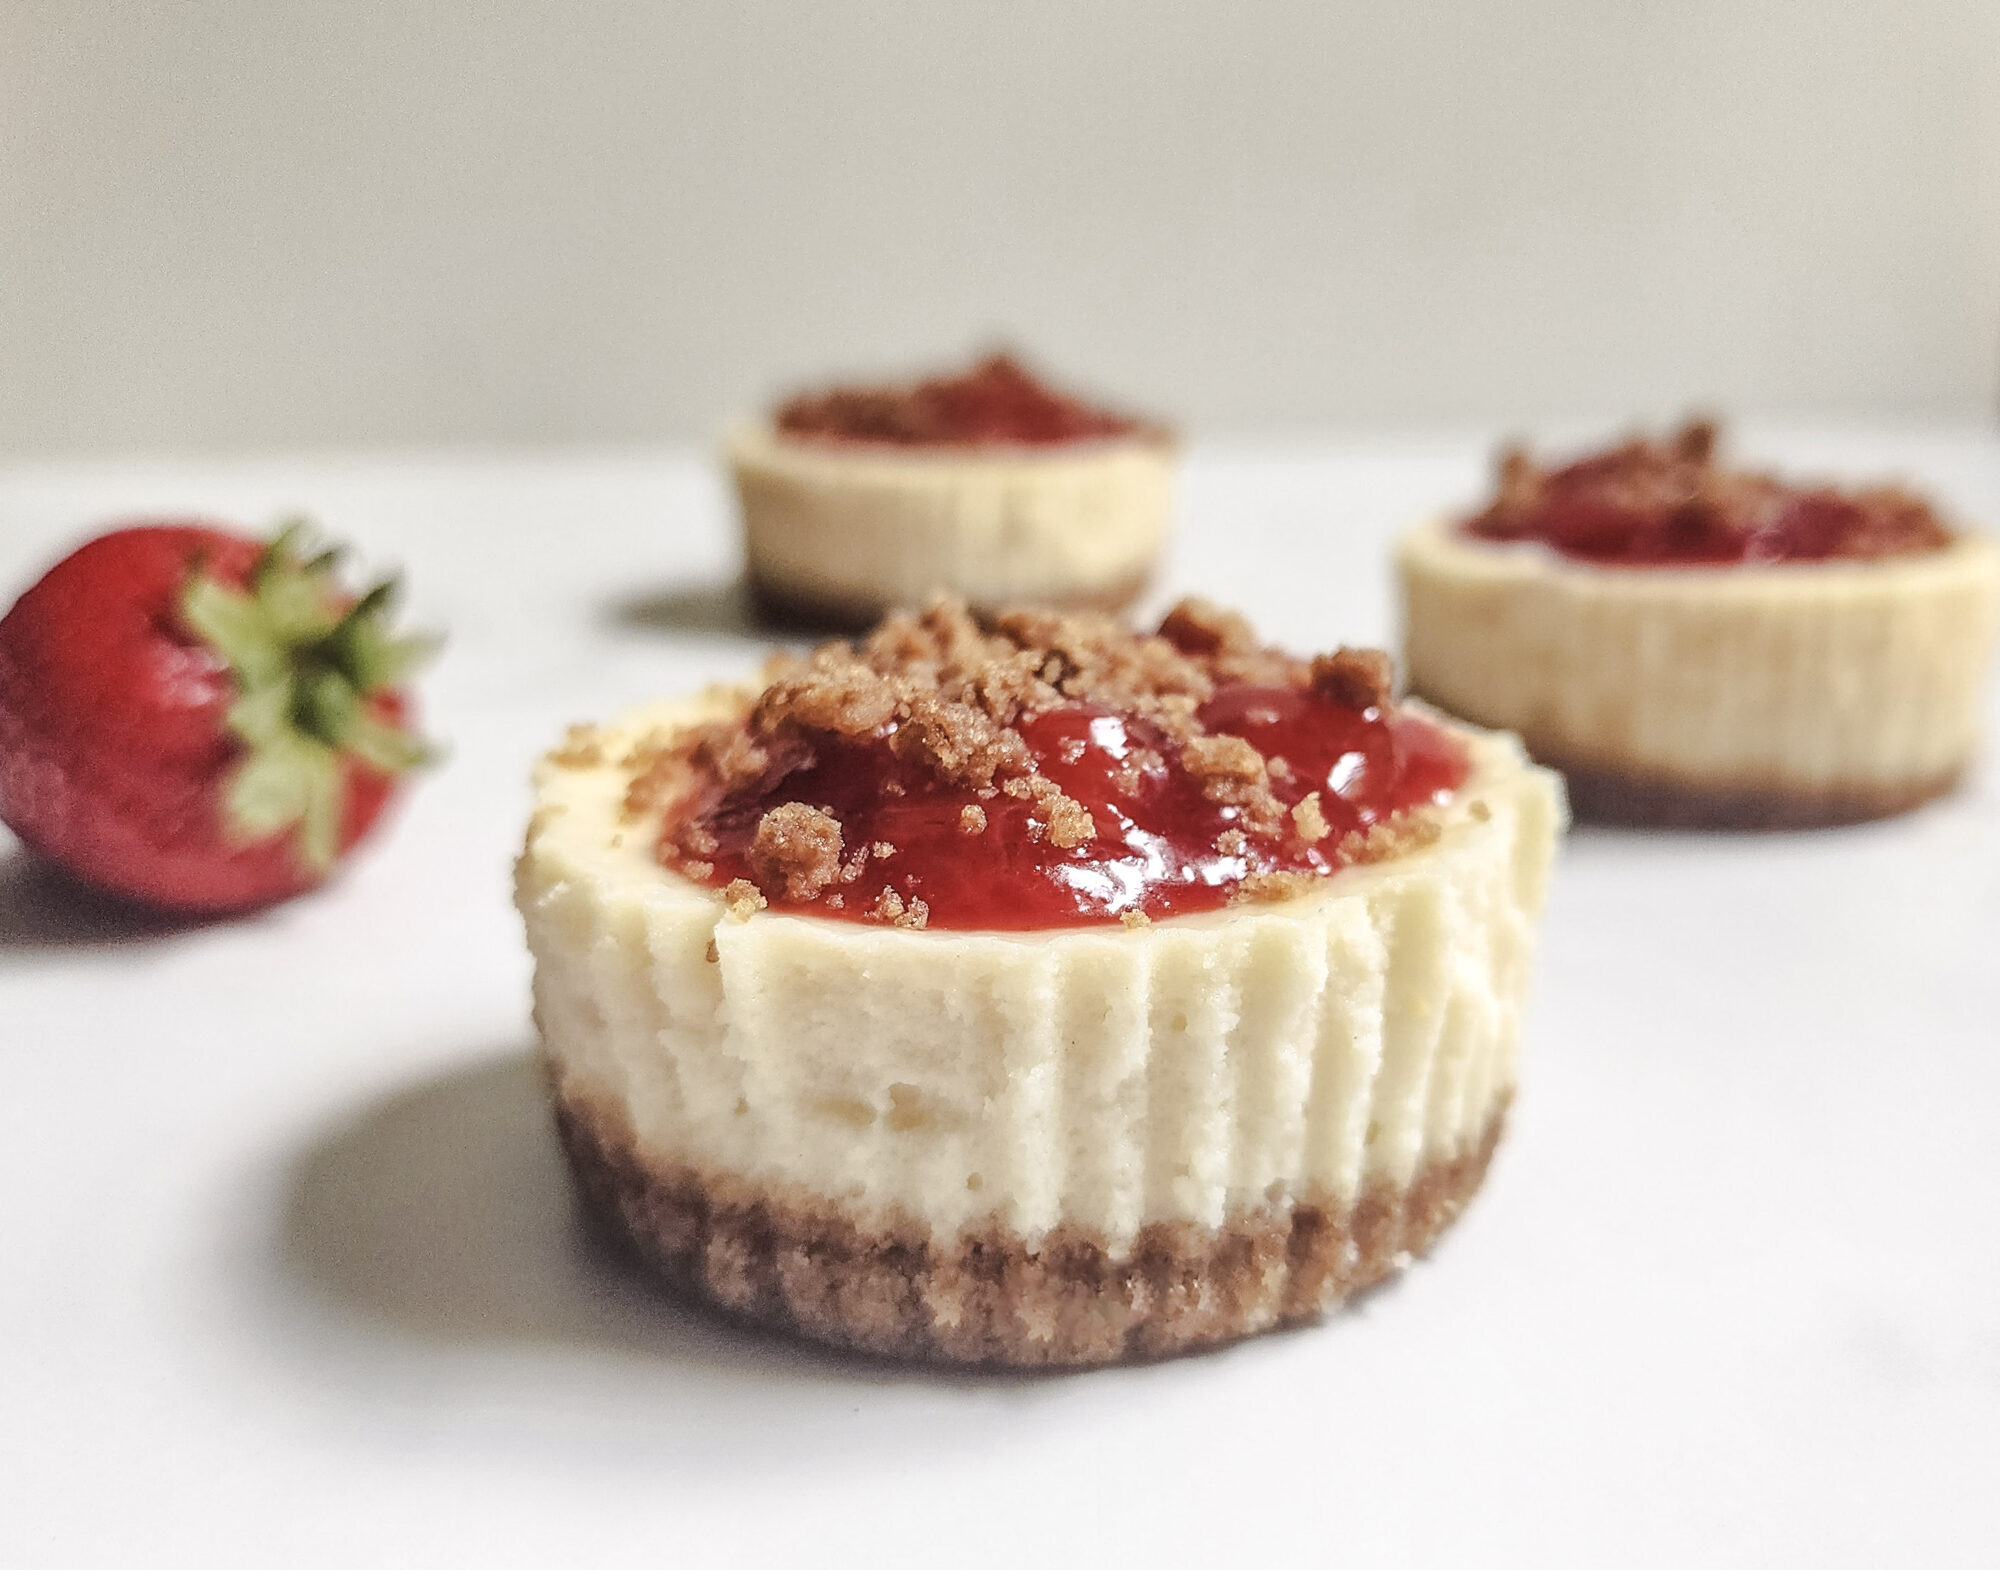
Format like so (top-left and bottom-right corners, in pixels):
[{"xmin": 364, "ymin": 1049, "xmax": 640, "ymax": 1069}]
[
  {"xmin": 517, "ymin": 599, "xmax": 1564, "ymax": 1364},
  {"xmin": 1400, "ymin": 421, "xmax": 2000, "ymax": 826},
  {"xmin": 728, "ymin": 354, "xmax": 1174, "ymax": 628}
]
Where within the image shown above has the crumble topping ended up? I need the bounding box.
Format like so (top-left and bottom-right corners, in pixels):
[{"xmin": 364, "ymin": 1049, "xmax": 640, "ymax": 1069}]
[
  {"xmin": 1466, "ymin": 418, "xmax": 1954, "ymax": 564},
  {"xmin": 1025, "ymin": 775, "xmax": 1095, "ymax": 849},
  {"xmin": 1311, "ymin": 648, "xmax": 1394, "ymax": 710},
  {"xmin": 640, "ymin": 596, "xmax": 1466, "ymax": 928},
  {"xmin": 772, "ymin": 352, "xmax": 1157, "ymax": 448},
  {"xmin": 722, "ymin": 878, "xmax": 768, "ymax": 920},
  {"xmin": 748, "ymin": 802, "xmax": 844, "ymax": 901},
  {"xmin": 869, "ymin": 886, "xmax": 930, "ymax": 929}
]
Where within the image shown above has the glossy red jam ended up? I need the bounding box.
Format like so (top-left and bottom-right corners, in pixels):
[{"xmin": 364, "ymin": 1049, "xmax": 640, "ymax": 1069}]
[
  {"xmin": 774, "ymin": 353, "xmax": 1152, "ymax": 448},
  {"xmin": 1463, "ymin": 426, "xmax": 1952, "ymax": 565},
  {"xmin": 677, "ymin": 684, "xmax": 1466, "ymax": 930}
]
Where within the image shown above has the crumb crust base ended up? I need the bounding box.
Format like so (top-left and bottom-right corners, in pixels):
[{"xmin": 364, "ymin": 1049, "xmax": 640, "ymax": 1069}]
[
  {"xmin": 746, "ymin": 568, "xmax": 1152, "ymax": 634},
  {"xmin": 554, "ymin": 1088, "xmax": 1508, "ymax": 1367},
  {"xmin": 1546, "ymin": 757, "xmax": 1963, "ymax": 829}
]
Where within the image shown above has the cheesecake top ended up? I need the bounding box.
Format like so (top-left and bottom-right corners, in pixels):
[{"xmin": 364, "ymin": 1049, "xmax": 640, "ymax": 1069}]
[
  {"xmin": 772, "ymin": 353, "xmax": 1158, "ymax": 449},
  {"xmin": 631, "ymin": 598, "xmax": 1467, "ymax": 931},
  {"xmin": 1463, "ymin": 419, "xmax": 1954, "ymax": 565}
]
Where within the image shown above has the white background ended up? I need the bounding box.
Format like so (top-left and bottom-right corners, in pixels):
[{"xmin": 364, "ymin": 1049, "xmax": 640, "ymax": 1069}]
[
  {"xmin": 5, "ymin": 1, "xmax": 2000, "ymax": 455},
  {"xmin": 3, "ymin": 431, "xmax": 1998, "ymax": 1565}
]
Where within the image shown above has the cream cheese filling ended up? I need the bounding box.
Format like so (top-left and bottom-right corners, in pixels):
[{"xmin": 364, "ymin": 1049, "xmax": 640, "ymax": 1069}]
[
  {"xmin": 518, "ymin": 694, "xmax": 1564, "ymax": 1253},
  {"xmin": 728, "ymin": 422, "xmax": 1174, "ymax": 612},
  {"xmin": 1399, "ymin": 519, "xmax": 2000, "ymax": 791}
]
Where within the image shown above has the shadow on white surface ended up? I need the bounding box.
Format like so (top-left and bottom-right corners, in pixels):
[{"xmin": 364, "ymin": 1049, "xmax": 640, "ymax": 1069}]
[
  {"xmin": 600, "ymin": 576, "xmax": 759, "ymax": 639},
  {"xmin": 282, "ymin": 1051, "xmax": 944, "ymax": 1377},
  {"xmin": 260, "ymin": 1050, "xmax": 1155, "ymax": 1470},
  {"xmin": 0, "ymin": 847, "xmax": 213, "ymax": 956},
  {"xmin": 268, "ymin": 1048, "xmax": 1147, "ymax": 1456}
]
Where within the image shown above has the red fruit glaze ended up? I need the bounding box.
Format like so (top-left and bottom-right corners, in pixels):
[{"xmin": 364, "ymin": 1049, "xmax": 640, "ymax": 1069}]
[
  {"xmin": 774, "ymin": 353, "xmax": 1154, "ymax": 448},
  {"xmin": 1463, "ymin": 422, "xmax": 1953, "ymax": 565},
  {"xmin": 682, "ymin": 684, "xmax": 1466, "ymax": 930},
  {"xmin": 0, "ymin": 524, "xmax": 405, "ymax": 913}
]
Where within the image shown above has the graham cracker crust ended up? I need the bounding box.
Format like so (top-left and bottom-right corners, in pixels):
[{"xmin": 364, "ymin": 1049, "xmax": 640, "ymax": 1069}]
[
  {"xmin": 746, "ymin": 569, "xmax": 1152, "ymax": 635},
  {"xmin": 553, "ymin": 1090, "xmax": 1508, "ymax": 1367},
  {"xmin": 1555, "ymin": 759, "xmax": 1962, "ymax": 829}
]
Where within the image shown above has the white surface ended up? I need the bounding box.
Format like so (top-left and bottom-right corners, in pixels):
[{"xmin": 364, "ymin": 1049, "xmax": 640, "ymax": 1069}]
[
  {"xmin": 2, "ymin": 432, "xmax": 1999, "ymax": 1566},
  {"xmin": 8, "ymin": 1, "xmax": 2000, "ymax": 456}
]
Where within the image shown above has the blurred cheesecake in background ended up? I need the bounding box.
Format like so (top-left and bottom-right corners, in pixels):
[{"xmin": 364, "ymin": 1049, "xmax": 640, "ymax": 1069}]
[
  {"xmin": 728, "ymin": 353, "xmax": 1174, "ymax": 628},
  {"xmin": 1398, "ymin": 420, "xmax": 2000, "ymax": 827}
]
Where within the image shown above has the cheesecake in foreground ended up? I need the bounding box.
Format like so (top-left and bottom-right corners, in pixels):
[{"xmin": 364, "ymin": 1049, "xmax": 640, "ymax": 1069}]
[
  {"xmin": 1400, "ymin": 421, "xmax": 2000, "ymax": 827},
  {"xmin": 517, "ymin": 599, "xmax": 1564, "ymax": 1364}
]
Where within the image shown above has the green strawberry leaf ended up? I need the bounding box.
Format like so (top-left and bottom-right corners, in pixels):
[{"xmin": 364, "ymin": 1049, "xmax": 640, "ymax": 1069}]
[
  {"xmin": 224, "ymin": 677, "xmax": 298, "ymax": 750},
  {"xmin": 182, "ymin": 576, "xmax": 287, "ymax": 688},
  {"xmin": 345, "ymin": 710, "xmax": 431, "ymax": 774},
  {"xmin": 347, "ymin": 627, "xmax": 441, "ymax": 693},
  {"xmin": 298, "ymin": 753, "xmax": 343, "ymax": 871},
  {"xmin": 295, "ymin": 666, "xmax": 360, "ymax": 742},
  {"xmin": 183, "ymin": 517, "xmax": 441, "ymax": 876},
  {"xmin": 226, "ymin": 732, "xmax": 331, "ymax": 843}
]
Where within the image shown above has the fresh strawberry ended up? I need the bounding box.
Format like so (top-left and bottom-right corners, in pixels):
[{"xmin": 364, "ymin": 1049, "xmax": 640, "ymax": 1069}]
[{"xmin": 0, "ymin": 519, "xmax": 436, "ymax": 913}]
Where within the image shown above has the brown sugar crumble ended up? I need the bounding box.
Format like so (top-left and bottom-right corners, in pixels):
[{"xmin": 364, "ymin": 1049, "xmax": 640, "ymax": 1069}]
[
  {"xmin": 772, "ymin": 352, "xmax": 1159, "ymax": 449},
  {"xmin": 1465, "ymin": 418, "xmax": 1955, "ymax": 564},
  {"xmin": 749, "ymin": 802, "xmax": 844, "ymax": 901},
  {"xmin": 1026, "ymin": 776, "xmax": 1094, "ymax": 849},
  {"xmin": 867, "ymin": 887, "xmax": 930, "ymax": 929},
  {"xmin": 639, "ymin": 595, "xmax": 1468, "ymax": 929},
  {"xmin": 1181, "ymin": 734, "xmax": 1267, "ymax": 802},
  {"xmin": 1311, "ymin": 649, "xmax": 1394, "ymax": 711},
  {"xmin": 722, "ymin": 879, "xmax": 768, "ymax": 920}
]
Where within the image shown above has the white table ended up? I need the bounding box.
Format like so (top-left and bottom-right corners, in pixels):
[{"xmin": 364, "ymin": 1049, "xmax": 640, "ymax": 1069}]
[{"xmin": 5, "ymin": 430, "xmax": 1998, "ymax": 1568}]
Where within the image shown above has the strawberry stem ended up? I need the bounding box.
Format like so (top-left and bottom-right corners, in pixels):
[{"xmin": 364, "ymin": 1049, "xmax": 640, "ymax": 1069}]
[{"xmin": 181, "ymin": 521, "xmax": 437, "ymax": 874}]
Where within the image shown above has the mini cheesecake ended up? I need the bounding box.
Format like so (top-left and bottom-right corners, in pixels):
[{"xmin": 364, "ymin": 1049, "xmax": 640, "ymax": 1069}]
[
  {"xmin": 517, "ymin": 599, "xmax": 1564, "ymax": 1364},
  {"xmin": 1400, "ymin": 422, "xmax": 2000, "ymax": 827},
  {"xmin": 729, "ymin": 354, "xmax": 1174, "ymax": 629}
]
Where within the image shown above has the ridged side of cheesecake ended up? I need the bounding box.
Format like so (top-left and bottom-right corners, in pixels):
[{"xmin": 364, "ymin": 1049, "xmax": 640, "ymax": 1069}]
[
  {"xmin": 1399, "ymin": 519, "xmax": 2000, "ymax": 819},
  {"xmin": 518, "ymin": 695, "xmax": 1562, "ymax": 1256},
  {"xmin": 728, "ymin": 423, "xmax": 1173, "ymax": 624}
]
